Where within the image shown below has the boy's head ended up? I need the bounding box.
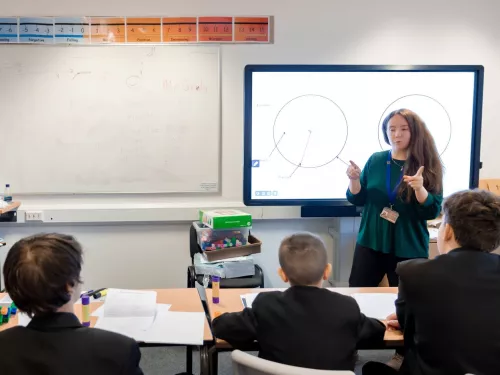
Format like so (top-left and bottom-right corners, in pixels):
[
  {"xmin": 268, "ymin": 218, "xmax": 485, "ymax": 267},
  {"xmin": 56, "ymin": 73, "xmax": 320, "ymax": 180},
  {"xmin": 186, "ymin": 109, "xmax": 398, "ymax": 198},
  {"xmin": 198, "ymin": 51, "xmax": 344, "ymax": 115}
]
[
  {"xmin": 278, "ymin": 232, "xmax": 331, "ymax": 287},
  {"xmin": 3, "ymin": 233, "xmax": 84, "ymax": 317},
  {"xmin": 438, "ymin": 189, "xmax": 500, "ymax": 254}
]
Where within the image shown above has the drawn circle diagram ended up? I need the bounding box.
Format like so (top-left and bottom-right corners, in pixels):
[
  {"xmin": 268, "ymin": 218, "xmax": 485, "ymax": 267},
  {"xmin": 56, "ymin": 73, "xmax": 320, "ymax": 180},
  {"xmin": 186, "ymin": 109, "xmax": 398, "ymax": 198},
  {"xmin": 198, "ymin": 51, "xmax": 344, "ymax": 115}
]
[
  {"xmin": 273, "ymin": 94, "xmax": 348, "ymax": 168},
  {"xmin": 378, "ymin": 94, "xmax": 452, "ymax": 156}
]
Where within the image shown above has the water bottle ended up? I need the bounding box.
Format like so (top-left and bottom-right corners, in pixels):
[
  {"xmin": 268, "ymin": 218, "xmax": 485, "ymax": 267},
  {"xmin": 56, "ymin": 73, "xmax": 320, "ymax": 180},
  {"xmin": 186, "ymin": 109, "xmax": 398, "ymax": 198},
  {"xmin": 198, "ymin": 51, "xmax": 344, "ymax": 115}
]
[{"xmin": 3, "ymin": 184, "xmax": 12, "ymax": 202}]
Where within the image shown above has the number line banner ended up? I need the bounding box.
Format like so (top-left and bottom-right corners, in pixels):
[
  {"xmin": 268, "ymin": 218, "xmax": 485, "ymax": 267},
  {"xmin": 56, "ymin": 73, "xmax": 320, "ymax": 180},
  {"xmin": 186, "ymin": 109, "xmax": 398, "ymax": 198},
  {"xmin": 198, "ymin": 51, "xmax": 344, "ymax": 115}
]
[
  {"xmin": 19, "ymin": 17, "xmax": 54, "ymax": 44},
  {"xmin": 55, "ymin": 17, "xmax": 90, "ymax": 44},
  {"xmin": 0, "ymin": 16, "xmax": 272, "ymax": 44},
  {"xmin": 0, "ymin": 18, "xmax": 19, "ymax": 43}
]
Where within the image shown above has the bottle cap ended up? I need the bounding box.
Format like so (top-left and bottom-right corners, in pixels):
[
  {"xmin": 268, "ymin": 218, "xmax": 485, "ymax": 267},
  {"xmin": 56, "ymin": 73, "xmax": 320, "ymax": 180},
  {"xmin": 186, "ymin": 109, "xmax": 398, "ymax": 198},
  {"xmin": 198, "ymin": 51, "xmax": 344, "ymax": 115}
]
[
  {"xmin": 82, "ymin": 295, "xmax": 90, "ymax": 305},
  {"xmin": 5, "ymin": 184, "xmax": 9, "ymax": 187},
  {"xmin": 212, "ymin": 275, "xmax": 220, "ymax": 282}
]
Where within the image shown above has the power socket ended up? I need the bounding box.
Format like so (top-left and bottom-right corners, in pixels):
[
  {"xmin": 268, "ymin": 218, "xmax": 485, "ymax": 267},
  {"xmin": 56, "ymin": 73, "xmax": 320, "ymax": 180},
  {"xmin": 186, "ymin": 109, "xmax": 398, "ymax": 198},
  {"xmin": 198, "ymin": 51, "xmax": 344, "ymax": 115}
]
[{"xmin": 25, "ymin": 211, "xmax": 44, "ymax": 222}]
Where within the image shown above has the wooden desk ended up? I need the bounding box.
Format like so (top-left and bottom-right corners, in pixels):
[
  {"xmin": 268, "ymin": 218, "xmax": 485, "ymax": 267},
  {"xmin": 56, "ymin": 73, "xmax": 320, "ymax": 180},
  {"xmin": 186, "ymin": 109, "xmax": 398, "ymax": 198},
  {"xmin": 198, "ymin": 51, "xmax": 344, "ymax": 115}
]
[
  {"xmin": 206, "ymin": 287, "xmax": 403, "ymax": 347},
  {"xmin": 0, "ymin": 288, "xmax": 213, "ymax": 375}
]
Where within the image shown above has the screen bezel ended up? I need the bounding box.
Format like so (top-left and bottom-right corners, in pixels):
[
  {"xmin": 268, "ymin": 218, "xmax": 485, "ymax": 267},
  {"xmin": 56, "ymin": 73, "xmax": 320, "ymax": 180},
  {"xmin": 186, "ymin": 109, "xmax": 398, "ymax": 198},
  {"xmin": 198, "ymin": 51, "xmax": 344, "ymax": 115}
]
[{"xmin": 243, "ymin": 64, "xmax": 484, "ymax": 206}]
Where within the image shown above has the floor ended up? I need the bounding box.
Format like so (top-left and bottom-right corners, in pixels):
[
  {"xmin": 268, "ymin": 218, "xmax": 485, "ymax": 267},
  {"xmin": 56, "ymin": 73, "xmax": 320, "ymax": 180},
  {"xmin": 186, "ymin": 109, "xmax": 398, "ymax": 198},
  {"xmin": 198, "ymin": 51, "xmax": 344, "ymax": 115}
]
[{"xmin": 139, "ymin": 347, "xmax": 394, "ymax": 375}]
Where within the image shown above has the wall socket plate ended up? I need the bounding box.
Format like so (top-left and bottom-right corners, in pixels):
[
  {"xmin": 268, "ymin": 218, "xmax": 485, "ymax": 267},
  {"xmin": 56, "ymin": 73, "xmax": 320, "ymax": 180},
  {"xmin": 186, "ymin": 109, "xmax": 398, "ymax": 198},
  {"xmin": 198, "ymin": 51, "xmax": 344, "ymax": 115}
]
[{"xmin": 25, "ymin": 211, "xmax": 44, "ymax": 221}]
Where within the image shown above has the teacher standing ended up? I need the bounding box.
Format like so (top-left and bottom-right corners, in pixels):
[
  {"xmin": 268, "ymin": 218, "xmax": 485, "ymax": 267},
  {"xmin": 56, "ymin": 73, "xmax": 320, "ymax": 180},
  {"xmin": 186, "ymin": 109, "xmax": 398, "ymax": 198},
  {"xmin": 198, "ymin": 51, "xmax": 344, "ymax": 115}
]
[{"xmin": 346, "ymin": 109, "xmax": 443, "ymax": 287}]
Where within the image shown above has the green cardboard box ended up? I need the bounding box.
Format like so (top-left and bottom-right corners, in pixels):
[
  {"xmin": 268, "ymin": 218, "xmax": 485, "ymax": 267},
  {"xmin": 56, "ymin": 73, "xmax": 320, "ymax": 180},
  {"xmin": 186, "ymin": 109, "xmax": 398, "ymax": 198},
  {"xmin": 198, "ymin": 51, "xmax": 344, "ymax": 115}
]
[{"xmin": 199, "ymin": 209, "xmax": 252, "ymax": 229}]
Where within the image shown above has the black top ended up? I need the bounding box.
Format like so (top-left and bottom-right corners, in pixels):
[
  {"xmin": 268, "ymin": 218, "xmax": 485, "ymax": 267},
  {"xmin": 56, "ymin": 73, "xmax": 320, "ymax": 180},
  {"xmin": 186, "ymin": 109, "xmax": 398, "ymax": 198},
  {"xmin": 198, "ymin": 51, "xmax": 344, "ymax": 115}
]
[
  {"xmin": 212, "ymin": 285, "xmax": 385, "ymax": 371},
  {"xmin": 0, "ymin": 312, "xmax": 143, "ymax": 375},
  {"xmin": 396, "ymin": 248, "xmax": 500, "ymax": 375}
]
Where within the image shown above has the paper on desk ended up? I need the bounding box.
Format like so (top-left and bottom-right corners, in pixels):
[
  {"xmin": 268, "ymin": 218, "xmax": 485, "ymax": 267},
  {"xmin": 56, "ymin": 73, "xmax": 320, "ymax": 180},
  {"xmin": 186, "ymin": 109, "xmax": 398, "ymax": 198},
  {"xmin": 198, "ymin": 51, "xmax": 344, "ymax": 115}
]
[
  {"xmin": 240, "ymin": 293, "xmax": 260, "ymax": 308},
  {"xmin": 103, "ymin": 289, "xmax": 157, "ymax": 318},
  {"xmin": 95, "ymin": 305, "xmax": 204, "ymax": 345},
  {"xmin": 94, "ymin": 289, "xmax": 158, "ymax": 336},
  {"xmin": 18, "ymin": 313, "xmax": 32, "ymax": 327},
  {"xmin": 240, "ymin": 289, "xmax": 285, "ymax": 308},
  {"xmin": 95, "ymin": 316, "xmax": 155, "ymax": 338},
  {"xmin": 0, "ymin": 294, "xmax": 13, "ymax": 305},
  {"xmin": 92, "ymin": 303, "xmax": 171, "ymax": 318},
  {"xmin": 141, "ymin": 312, "xmax": 205, "ymax": 345},
  {"xmin": 351, "ymin": 293, "xmax": 397, "ymax": 320}
]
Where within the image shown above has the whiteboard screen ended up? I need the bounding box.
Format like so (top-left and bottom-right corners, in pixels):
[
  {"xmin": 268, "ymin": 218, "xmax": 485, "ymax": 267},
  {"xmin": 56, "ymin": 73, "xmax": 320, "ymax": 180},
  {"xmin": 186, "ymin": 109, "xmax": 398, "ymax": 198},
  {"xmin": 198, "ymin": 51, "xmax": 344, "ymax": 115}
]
[
  {"xmin": 243, "ymin": 65, "xmax": 483, "ymax": 206},
  {"xmin": 0, "ymin": 45, "xmax": 220, "ymax": 194}
]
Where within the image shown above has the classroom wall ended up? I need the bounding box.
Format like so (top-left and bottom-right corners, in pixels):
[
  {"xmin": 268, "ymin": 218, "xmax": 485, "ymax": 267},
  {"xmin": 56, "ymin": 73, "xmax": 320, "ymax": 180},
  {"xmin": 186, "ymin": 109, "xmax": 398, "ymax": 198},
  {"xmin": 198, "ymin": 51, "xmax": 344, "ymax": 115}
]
[
  {"xmin": 0, "ymin": 219, "xmax": 337, "ymax": 289},
  {"xmin": 1, "ymin": 0, "xmax": 500, "ymax": 288}
]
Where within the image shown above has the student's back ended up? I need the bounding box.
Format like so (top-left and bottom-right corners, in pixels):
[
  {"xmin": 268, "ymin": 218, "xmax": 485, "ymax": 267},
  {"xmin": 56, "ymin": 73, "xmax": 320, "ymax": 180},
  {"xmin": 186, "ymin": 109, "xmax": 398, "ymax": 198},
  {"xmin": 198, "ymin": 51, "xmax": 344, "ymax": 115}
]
[
  {"xmin": 0, "ymin": 233, "xmax": 143, "ymax": 375},
  {"xmin": 363, "ymin": 190, "xmax": 500, "ymax": 375},
  {"xmin": 217, "ymin": 286, "xmax": 383, "ymax": 370},
  {"xmin": 0, "ymin": 313, "xmax": 142, "ymax": 375},
  {"xmin": 213, "ymin": 233, "xmax": 385, "ymax": 371},
  {"xmin": 397, "ymin": 250, "xmax": 500, "ymax": 375}
]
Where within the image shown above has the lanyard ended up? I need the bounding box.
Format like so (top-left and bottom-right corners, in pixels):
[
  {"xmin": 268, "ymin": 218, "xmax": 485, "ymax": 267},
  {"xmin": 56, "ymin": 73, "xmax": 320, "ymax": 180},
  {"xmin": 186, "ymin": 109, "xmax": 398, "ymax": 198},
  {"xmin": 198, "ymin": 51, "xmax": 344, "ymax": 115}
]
[{"xmin": 386, "ymin": 151, "xmax": 404, "ymax": 207}]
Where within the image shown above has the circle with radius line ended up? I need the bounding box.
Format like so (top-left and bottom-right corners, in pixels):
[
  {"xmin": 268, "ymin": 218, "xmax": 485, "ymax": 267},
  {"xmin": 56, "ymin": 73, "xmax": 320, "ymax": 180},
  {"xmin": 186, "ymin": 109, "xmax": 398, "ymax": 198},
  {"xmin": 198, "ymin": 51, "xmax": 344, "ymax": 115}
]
[
  {"xmin": 273, "ymin": 94, "xmax": 348, "ymax": 168},
  {"xmin": 378, "ymin": 94, "xmax": 452, "ymax": 156}
]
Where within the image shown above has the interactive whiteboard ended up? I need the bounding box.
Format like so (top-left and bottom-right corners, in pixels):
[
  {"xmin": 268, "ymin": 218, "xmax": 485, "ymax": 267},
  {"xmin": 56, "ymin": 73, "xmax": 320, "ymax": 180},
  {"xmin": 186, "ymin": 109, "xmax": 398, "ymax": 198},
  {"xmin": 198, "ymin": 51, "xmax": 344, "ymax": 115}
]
[
  {"xmin": 0, "ymin": 45, "xmax": 220, "ymax": 194},
  {"xmin": 244, "ymin": 65, "xmax": 483, "ymax": 206}
]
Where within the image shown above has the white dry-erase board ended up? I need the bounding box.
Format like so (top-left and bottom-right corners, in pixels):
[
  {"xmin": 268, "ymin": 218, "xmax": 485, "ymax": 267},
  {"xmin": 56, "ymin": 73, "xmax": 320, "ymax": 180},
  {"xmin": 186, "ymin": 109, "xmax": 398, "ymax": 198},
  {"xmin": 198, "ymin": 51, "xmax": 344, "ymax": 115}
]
[{"xmin": 0, "ymin": 45, "xmax": 221, "ymax": 194}]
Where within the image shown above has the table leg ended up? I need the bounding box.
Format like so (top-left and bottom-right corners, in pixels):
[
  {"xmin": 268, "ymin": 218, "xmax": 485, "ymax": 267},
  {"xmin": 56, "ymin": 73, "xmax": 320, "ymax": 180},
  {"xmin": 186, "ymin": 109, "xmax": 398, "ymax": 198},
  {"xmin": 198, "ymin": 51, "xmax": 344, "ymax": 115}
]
[
  {"xmin": 186, "ymin": 346, "xmax": 193, "ymax": 374},
  {"xmin": 209, "ymin": 346, "xmax": 218, "ymax": 375},
  {"xmin": 200, "ymin": 345, "xmax": 210, "ymax": 375}
]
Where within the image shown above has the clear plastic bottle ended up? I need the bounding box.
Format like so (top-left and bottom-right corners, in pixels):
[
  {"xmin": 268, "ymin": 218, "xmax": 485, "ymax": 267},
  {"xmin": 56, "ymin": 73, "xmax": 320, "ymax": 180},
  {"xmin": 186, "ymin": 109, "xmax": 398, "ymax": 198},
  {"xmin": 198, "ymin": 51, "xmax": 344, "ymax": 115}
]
[{"xmin": 3, "ymin": 184, "xmax": 12, "ymax": 202}]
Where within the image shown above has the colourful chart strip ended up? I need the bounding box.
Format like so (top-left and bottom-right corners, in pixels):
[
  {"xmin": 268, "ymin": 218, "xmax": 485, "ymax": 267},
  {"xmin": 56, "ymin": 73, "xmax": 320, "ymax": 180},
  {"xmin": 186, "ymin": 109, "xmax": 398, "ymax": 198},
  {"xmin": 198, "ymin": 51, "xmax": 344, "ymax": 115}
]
[
  {"xmin": 234, "ymin": 17, "xmax": 269, "ymax": 42},
  {"xmin": 198, "ymin": 17, "xmax": 233, "ymax": 42},
  {"xmin": 54, "ymin": 17, "xmax": 90, "ymax": 44},
  {"xmin": 162, "ymin": 17, "xmax": 197, "ymax": 43},
  {"xmin": 0, "ymin": 18, "xmax": 18, "ymax": 43},
  {"xmin": 90, "ymin": 17, "xmax": 125, "ymax": 43},
  {"xmin": 19, "ymin": 17, "xmax": 54, "ymax": 44},
  {"xmin": 126, "ymin": 18, "xmax": 161, "ymax": 43}
]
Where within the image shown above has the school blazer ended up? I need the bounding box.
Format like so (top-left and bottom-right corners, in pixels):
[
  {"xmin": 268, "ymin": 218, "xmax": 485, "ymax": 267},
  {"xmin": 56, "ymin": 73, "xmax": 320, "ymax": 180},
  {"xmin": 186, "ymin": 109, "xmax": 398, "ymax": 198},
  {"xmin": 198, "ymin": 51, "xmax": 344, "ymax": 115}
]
[
  {"xmin": 0, "ymin": 312, "xmax": 143, "ymax": 375},
  {"xmin": 396, "ymin": 248, "xmax": 500, "ymax": 375},
  {"xmin": 212, "ymin": 285, "xmax": 386, "ymax": 371}
]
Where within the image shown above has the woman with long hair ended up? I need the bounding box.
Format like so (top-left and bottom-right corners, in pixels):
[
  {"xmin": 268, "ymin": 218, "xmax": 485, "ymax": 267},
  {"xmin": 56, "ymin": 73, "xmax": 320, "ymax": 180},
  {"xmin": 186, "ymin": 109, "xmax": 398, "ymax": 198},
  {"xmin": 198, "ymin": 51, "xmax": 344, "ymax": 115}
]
[{"xmin": 346, "ymin": 108, "xmax": 443, "ymax": 287}]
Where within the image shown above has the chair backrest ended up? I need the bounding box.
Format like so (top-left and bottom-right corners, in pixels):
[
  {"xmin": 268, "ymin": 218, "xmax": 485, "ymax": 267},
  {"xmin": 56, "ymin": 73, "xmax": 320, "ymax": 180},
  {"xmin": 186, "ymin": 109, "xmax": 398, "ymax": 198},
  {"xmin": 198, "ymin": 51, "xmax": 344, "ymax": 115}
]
[
  {"xmin": 231, "ymin": 350, "xmax": 355, "ymax": 375},
  {"xmin": 189, "ymin": 224, "xmax": 203, "ymax": 262}
]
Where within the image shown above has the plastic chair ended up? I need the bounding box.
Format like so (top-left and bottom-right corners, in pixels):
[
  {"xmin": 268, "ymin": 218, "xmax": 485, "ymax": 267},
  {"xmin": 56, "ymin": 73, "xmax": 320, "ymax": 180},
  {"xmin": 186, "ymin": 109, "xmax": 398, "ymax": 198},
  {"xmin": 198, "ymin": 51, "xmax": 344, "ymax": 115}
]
[
  {"xmin": 231, "ymin": 350, "xmax": 355, "ymax": 375},
  {"xmin": 187, "ymin": 224, "xmax": 264, "ymax": 289}
]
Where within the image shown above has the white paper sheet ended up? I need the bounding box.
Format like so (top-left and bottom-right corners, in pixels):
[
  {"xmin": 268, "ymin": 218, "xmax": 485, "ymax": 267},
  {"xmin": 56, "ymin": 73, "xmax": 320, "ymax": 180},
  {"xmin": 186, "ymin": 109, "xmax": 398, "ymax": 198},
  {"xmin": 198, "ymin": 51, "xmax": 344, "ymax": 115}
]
[
  {"xmin": 94, "ymin": 316, "xmax": 154, "ymax": 338},
  {"xmin": 18, "ymin": 312, "xmax": 32, "ymax": 327},
  {"xmin": 0, "ymin": 294, "xmax": 13, "ymax": 305},
  {"xmin": 239, "ymin": 290, "xmax": 283, "ymax": 308},
  {"xmin": 95, "ymin": 304, "xmax": 202, "ymax": 345},
  {"xmin": 103, "ymin": 289, "xmax": 157, "ymax": 318},
  {"xmin": 92, "ymin": 303, "xmax": 171, "ymax": 318},
  {"xmin": 350, "ymin": 293, "xmax": 397, "ymax": 320},
  {"xmin": 140, "ymin": 312, "xmax": 205, "ymax": 345},
  {"xmin": 240, "ymin": 293, "xmax": 260, "ymax": 308}
]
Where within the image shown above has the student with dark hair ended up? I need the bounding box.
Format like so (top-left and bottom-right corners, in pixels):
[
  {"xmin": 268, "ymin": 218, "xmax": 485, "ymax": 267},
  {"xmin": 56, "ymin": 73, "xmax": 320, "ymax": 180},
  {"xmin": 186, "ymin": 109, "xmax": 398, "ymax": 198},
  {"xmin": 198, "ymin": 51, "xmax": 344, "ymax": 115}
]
[
  {"xmin": 213, "ymin": 232, "xmax": 386, "ymax": 371},
  {"xmin": 347, "ymin": 108, "xmax": 444, "ymax": 288},
  {"xmin": 0, "ymin": 233, "xmax": 144, "ymax": 375},
  {"xmin": 363, "ymin": 189, "xmax": 500, "ymax": 375}
]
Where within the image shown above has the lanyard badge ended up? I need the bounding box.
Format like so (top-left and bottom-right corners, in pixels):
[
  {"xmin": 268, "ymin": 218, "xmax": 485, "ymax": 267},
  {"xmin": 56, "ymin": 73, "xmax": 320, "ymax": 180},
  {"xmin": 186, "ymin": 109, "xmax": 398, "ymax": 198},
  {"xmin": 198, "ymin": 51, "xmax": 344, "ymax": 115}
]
[{"xmin": 380, "ymin": 151, "xmax": 404, "ymax": 224}]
